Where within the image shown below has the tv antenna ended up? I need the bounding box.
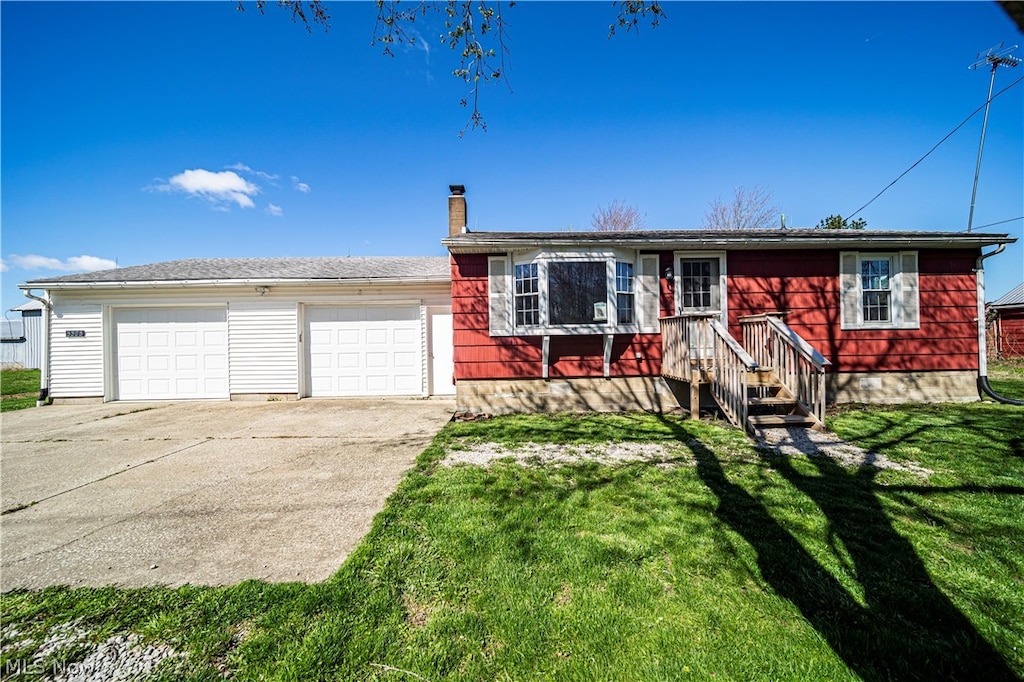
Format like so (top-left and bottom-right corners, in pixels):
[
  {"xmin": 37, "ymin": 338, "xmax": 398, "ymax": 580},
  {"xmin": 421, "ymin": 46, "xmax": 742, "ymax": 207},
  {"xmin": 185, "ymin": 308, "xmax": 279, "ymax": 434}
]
[{"xmin": 966, "ymin": 43, "xmax": 1020, "ymax": 232}]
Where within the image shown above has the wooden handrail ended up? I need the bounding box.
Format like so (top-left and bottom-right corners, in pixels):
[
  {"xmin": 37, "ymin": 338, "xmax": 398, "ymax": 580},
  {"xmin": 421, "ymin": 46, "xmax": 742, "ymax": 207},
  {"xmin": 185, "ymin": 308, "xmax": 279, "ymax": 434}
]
[{"xmin": 740, "ymin": 314, "xmax": 829, "ymax": 427}]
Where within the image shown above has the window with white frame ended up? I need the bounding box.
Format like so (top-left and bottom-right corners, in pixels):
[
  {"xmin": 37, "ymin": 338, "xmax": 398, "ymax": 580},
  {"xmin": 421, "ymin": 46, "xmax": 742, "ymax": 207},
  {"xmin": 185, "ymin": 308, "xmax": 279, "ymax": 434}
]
[
  {"xmin": 860, "ymin": 257, "xmax": 892, "ymax": 323},
  {"xmin": 514, "ymin": 262, "xmax": 539, "ymax": 326},
  {"xmin": 616, "ymin": 261, "xmax": 634, "ymax": 325},
  {"xmin": 840, "ymin": 251, "xmax": 919, "ymax": 330},
  {"xmin": 489, "ymin": 250, "xmax": 658, "ymax": 336}
]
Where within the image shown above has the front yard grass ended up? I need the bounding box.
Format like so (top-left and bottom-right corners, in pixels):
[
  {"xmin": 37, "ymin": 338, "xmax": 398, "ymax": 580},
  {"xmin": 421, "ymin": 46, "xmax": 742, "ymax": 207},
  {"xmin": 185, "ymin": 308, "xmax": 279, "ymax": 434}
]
[
  {"xmin": 3, "ymin": 404, "xmax": 1022, "ymax": 680},
  {"xmin": 0, "ymin": 369, "xmax": 39, "ymax": 412}
]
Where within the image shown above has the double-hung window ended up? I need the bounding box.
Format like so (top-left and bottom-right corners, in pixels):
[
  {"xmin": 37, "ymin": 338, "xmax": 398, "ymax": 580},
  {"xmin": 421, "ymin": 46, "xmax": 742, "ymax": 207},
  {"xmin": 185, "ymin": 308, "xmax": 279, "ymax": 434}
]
[
  {"xmin": 840, "ymin": 251, "xmax": 919, "ymax": 330},
  {"xmin": 860, "ymin": 257, "xmax": 892, "ymax": 323},
  {"xmin": 514, "ymin": 263, "xmax": 539, "ymax": 326},
  {"xmin": 616, "ymin": 262, "xmax": 634, "ymax": 325}
]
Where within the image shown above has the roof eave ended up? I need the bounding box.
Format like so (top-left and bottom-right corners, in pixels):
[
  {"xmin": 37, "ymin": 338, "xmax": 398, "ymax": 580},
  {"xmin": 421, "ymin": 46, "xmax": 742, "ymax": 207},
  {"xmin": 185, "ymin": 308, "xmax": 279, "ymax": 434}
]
[
  {"xmin": 19, "ymin": 276, "xmax": 451, "ymax": 291},
  {"xmin": 442, "ymin": 232, "xmax": 1016, "ymax": 254}
]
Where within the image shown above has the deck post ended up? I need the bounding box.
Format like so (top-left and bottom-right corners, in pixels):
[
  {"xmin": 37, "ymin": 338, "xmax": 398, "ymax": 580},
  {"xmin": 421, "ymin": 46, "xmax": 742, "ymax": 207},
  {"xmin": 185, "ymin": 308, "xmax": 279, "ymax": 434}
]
[{"xmin": 689, "ymin": 366, "xmax": 701, "ymax": 419}]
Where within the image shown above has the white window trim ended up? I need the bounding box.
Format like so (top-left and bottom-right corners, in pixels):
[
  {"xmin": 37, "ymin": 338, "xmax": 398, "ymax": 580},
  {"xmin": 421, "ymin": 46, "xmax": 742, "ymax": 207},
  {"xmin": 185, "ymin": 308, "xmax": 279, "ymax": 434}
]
[
  {"xmin": 509, "ymin": 247, "xmax": 641, "ymax": 336},
  {"xmin": 673, "ymin": 251, "xmax": 728, "ymax": 322},
  {"xmin": 841, "ymin": 251, "xmax": 919, "ymax": 331}
]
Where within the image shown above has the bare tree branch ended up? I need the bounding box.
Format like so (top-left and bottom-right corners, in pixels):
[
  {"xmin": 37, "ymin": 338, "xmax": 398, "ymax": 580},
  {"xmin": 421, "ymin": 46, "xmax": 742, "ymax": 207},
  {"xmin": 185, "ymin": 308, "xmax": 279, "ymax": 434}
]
[
  {"xmin": 238, "ymin": 1, "xmax": 665, "ymax": 135},
  {"xmin": 591, "ymin": 200, "xmax": 646, "ymax": 231},
  {"xmin": 701, "ymin": 186, "xmax": 779, "ymax": 230}
]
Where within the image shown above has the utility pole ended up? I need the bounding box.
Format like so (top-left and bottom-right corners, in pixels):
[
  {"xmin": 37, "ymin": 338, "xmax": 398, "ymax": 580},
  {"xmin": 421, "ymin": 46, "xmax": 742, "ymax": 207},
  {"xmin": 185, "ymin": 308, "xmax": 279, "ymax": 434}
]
[{"xmin": 967, "ymin": 44, "xmax": 1020, "ymax": 232}]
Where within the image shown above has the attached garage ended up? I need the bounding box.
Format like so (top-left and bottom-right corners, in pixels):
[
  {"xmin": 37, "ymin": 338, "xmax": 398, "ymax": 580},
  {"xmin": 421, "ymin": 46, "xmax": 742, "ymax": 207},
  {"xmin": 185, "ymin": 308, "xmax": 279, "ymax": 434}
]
[
  {"xmin": 306, "ymin": 305, "xmax": 422, "ymax": 396},
  {"xmin": 114, "ymin": 307, "xmax": 229, "ymax": 400},
  {"xmin": 20, "ymin": 256, "xmax": 453, "ymax": 403}
]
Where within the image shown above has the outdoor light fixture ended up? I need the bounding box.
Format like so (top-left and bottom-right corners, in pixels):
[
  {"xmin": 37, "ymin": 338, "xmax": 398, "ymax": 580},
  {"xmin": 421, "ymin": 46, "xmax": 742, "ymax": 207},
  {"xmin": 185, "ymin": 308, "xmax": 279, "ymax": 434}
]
[{"xmin": 664, "ymin": 266, "xmax": 673, "ymax": 280}]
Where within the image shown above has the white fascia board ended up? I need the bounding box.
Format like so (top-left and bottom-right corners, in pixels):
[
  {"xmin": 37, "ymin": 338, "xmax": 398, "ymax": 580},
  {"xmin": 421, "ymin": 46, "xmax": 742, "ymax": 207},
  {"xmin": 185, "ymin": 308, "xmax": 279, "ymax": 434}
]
[
  {"xmin": 443, "ymin": 233, "xmax": 1016, "ymax": 253},
  {"xmin": 20, "ymin": 276, "xmax": 450, "ymax": 291}
]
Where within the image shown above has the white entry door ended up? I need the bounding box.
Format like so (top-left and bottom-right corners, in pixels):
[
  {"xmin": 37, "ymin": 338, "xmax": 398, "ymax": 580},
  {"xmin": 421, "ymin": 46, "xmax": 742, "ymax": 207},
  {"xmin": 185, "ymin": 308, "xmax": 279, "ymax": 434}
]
[
  {"xmin": 114, "ymin": 307, "xmax": 229, "ymax": 400},
  {"xmin": 306, "ymin": 305, "xmax": 422, "ymax": 396},
  {"xmin": 428, "ymin": 308, "xmax": 455, "ymax": 396}
]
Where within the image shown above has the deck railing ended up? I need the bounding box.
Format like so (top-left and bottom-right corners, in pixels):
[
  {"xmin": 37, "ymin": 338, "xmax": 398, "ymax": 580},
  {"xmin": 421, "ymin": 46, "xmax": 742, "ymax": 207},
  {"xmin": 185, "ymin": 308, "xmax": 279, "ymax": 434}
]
[
  {"xmin": 659, "ymin": 313, "xmax": 717, "ymax": 380},
  {"xmin": 661, "ymin": 314, "xmax": 757, "ymax": 428},
  {"xmin": 740, "ymin": 314, "xmax": 830, "ymax": 426},
  {"xmin": 709, "ymin": 318, "xmax": 759, "ymax": 428}
]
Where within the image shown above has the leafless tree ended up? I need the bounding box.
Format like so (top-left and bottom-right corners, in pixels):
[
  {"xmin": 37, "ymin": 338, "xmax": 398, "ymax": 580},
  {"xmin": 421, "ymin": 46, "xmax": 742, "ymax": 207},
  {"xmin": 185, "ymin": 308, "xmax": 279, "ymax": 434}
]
[
  {"xmin": 701, "ymin": 186, "xmax": 779, "ymax": 230},
  {"xmin": 591, "ymin": 200, "xmax": 646, "ymax": 231},
  {"xmin": 239, "ymin": 1, "xmax": 665, "ymax": 135}
]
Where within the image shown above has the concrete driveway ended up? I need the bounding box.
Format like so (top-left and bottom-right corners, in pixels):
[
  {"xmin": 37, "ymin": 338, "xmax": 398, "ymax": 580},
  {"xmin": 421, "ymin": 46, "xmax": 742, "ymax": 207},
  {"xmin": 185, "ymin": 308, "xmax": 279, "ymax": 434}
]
[{"xmin": 1, "ymin": 398, "xmax": 454, "ymax": 590}]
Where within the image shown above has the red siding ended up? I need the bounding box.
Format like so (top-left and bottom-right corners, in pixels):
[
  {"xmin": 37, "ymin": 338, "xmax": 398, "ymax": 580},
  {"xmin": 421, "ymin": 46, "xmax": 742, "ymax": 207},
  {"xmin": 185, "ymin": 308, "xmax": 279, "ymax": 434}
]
[
  {"xmin": 451, "ymin": 248, "xmax": 983, "ymax": 381},
  {"xmin": 997, "ymin": 310, "xmax": 1024, "ymax": 358},
  {"xmin": 727, "ymin": 249, "xmax": 981, "ymax": 372}
]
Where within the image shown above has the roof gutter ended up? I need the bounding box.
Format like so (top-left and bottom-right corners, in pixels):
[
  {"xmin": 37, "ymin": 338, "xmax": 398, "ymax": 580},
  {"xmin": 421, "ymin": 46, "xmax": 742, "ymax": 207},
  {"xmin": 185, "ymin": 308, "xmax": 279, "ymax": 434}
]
[
  {"xmin": 21, "ymin": 289, "xmax": 52, "ymax": 406},
  {"xmin": 442, "ymin": 233, "xmax": 1015, "ymax": 254},
  {"xmin": 18, "ymin": 276, "xmax": 451, "ymax": 291},
  {"xmin": 975, "ymin": 244, "xmax": 1024, "ymax": 405}
]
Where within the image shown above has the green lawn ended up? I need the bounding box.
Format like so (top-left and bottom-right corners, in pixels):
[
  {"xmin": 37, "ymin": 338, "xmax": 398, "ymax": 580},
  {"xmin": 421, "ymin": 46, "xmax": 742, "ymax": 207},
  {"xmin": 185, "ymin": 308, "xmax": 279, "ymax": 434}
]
[
  {"xmin": 0, "ymin": 368, "xmax": 39, "ymax": 412},
  {"xmin": 2, "ymin": 402, "xmax": 1022, "ymax": 681},
  {"xmin": 987, "ymin": 358, "xmax": 1024, "ymax": 400}
]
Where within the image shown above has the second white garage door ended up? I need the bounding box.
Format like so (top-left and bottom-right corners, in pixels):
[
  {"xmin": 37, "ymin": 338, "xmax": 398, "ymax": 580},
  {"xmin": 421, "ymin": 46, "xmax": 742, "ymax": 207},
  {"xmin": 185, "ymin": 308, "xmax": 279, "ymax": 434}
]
[
  {"xmin": 306, "ymin": 305, "xmax": 422, "ymax": 396},
  {"xmin": 114, "ymin": 307, "xmax": 229, "ymax": 400}
]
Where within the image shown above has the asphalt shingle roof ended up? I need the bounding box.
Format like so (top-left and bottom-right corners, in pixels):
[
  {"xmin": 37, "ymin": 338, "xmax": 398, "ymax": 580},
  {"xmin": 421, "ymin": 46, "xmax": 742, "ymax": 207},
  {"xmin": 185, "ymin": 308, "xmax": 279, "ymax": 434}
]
[{"xmin": 23, "ymin": 256, "xmax": 450, "ymax": 285}]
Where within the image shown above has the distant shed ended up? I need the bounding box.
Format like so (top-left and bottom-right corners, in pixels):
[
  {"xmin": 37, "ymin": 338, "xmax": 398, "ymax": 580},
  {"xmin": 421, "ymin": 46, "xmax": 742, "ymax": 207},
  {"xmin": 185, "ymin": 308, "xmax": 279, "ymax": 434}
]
[
  {"xmin": 990, "ymin": 283, "xmax": 1024, "ymax": 359},
  {"xmin": 1, "ymin": 300, "xmax": 44, "ymax": 369}
]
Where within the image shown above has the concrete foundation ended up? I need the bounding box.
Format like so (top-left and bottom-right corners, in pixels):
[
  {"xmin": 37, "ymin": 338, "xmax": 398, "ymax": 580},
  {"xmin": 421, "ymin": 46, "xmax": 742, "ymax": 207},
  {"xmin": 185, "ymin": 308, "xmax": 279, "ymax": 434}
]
[
  {"xmin": 827, "ymin": 370, "xmax": 978, "ymax": 404},
  {"xmin": 456, "ymin": 377, "xmax": 684, "ymax": 414}
]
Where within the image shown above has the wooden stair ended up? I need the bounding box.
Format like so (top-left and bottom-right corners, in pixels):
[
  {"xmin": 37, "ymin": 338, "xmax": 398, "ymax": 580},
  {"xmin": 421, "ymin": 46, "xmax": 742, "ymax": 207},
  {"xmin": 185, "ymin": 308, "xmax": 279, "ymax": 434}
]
[{"xmin": 745, "ymin": 367, "xmax": 819, "ymax": 432}]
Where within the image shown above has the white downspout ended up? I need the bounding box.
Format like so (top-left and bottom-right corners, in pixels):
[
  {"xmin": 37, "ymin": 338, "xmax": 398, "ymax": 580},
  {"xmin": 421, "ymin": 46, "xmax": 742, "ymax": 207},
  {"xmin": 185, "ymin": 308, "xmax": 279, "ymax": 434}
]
[
  {"xmin": 21, "ymin": 289, "xmax": 52, "ymax": 406},
  {"xmin": 975, "ymin": 245, "xmax": 1023, "ymax": 405}
]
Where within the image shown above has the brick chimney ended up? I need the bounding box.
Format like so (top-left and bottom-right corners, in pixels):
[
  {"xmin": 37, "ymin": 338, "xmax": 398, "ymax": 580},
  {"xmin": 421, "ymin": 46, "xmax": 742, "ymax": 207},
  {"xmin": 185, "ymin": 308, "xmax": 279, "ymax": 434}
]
[{"xmin": 448, "ymin": 184, "xmax": 467, "ymax": 237}]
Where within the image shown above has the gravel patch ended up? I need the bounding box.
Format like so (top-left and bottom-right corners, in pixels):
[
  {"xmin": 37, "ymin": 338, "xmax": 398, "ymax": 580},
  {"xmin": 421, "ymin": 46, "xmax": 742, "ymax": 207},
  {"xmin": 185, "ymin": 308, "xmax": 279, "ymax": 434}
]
[
  {"xmin": 1, "ymin": 620, "xmax": 183, "ymax": 681},
  {"xmin": 442, "ymin": 441, "xmax": 680, "ymax": 468},
  {"xmin": 757, "ymin": 427, "xmax": 932, "ymax": 476}
]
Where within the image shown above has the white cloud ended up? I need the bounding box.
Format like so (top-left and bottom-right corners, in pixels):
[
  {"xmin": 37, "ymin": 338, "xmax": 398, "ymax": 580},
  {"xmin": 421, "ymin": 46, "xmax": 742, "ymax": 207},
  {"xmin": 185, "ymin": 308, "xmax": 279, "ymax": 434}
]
[
  {"xmin": 166, "ymin": 169, "xmax": 260, "ymax": 209},
  {"xmin": 265, "ymin": 203, "xmax": 284, "ymax": 217},
  {"xmin": 0, "ymin": 259, "xmax": 8, "ymax": 273},
  {"xmin": 227, "ymin": 163, "xmax": 280, "ymax": 184},
  {"xmin": 291, "ymin": 176, "xmax": 311, "ymax": 194},
  {"xmin": 6, "ymin": 254, "xmax": 117, "ymax": 272}
]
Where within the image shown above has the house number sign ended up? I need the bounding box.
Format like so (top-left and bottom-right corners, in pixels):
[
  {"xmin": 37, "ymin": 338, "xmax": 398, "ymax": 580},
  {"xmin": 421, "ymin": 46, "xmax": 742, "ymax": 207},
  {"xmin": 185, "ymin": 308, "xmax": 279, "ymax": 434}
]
[{"xmin": 65, "ymin": 330, "xmax": 86, "ymax": 338}]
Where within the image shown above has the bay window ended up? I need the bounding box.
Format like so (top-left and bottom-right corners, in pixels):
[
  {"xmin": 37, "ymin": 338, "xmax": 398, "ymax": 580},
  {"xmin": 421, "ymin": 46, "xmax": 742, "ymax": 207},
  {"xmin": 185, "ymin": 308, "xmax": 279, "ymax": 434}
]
[{"xmin": 490, "ymin": 250, "xmax": 657, "ymax": 336}]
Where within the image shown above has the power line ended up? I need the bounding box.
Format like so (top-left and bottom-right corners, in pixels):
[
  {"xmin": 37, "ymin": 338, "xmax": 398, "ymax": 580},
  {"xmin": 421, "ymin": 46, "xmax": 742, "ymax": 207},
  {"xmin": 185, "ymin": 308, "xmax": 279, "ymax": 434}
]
[
  {"xmin": 846, "ymin": 73, "xmax": 1024, "ymax": 221},
  {"xmin": 966, "ymin": 216, "xmax": 1024, "ymax": 231}
]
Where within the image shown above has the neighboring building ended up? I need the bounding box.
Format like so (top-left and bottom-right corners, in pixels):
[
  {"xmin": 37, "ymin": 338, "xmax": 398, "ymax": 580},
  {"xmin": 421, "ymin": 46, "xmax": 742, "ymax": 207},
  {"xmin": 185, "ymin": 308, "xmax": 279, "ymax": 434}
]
[
  {"xmin": 989, "ymin": 282, "xmax": 1024, "ymax": 359},
  {"xmin": 19, "ymin": 257, "xmax": 453, "ymax": 402},
  {"xmin": 441, "ymin": 187, "xmax": 1016, "ymax": 425},
  {"xmin": 1, "ymin": 300, "xmax": 44, "ymax": 369}
]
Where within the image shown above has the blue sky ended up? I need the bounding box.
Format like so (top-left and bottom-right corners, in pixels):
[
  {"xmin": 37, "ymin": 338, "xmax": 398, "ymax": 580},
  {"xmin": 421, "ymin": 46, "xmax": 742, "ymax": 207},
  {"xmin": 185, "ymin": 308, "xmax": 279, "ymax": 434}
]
[{"xmin": 2, "ymin": 1, "xmax": 1022, "ymax": 314}]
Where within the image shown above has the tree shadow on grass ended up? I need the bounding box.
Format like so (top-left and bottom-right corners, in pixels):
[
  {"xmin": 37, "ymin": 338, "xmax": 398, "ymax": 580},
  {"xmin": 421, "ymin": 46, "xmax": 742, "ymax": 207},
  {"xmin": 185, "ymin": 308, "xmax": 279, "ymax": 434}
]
[{"xmin": 667, "ymin": 419, "xmax": 1018, "ymax": 681}]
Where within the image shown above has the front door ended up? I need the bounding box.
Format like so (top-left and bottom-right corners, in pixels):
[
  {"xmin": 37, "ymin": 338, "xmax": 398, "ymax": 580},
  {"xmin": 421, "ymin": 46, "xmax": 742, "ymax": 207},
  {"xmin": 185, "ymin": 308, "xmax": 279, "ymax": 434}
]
[{"xmin": 675, "ymin": 255, "xmax": 725, "ymax": 359}]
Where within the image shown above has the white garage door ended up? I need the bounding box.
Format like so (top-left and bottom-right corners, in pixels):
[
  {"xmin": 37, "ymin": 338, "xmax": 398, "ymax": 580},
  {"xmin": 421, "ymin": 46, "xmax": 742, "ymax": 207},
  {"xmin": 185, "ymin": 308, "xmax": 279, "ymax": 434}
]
[
  {"xmin": 115, "ymin": 308, "xmax": 229, "ymax": 400},
  {"xmin": 307, "ymin": 305, "xmax": 422, "ymax": 396}
]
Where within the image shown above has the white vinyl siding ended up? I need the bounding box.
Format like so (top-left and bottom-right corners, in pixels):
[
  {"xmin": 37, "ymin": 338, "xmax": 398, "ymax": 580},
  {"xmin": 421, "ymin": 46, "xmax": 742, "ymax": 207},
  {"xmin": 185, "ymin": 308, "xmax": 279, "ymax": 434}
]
[
  {"xmin": 840, "ymin": 251, "xmax": 920, "ymax": 330},
  {"xmin": 228, "ymin": 302, "xmax": 298, "ymax": 394},
  {"xmin": 50, "ymin": 304, "xmax": 104, "ymax": 398}
]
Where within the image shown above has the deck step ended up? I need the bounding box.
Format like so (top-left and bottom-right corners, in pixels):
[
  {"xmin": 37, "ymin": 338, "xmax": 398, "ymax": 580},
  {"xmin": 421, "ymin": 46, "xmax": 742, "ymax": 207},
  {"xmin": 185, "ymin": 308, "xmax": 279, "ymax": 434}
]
[
  {"xmin": 747, "ymin": 396, "xmax": 797, "ymax": 407},
  {"xmin": 747, "ymin": 414, "xmax": 818, "ymax": 428}
]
